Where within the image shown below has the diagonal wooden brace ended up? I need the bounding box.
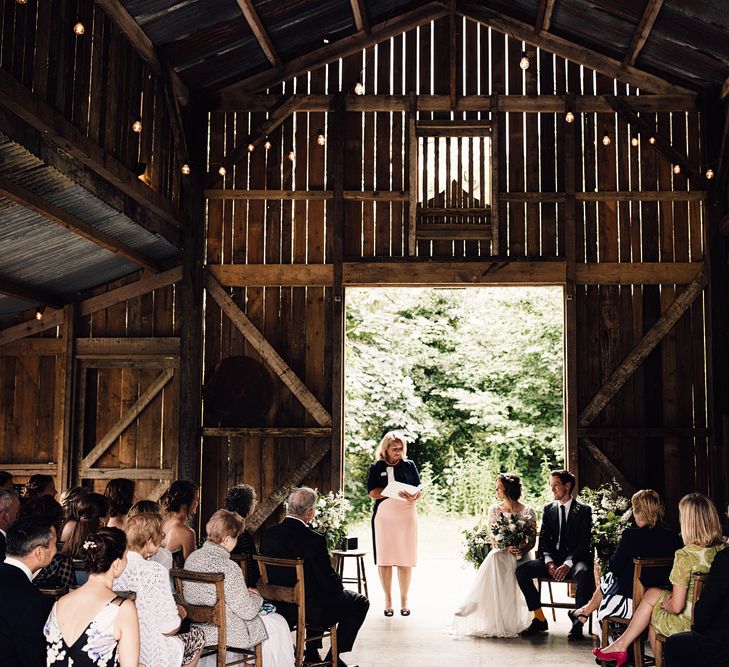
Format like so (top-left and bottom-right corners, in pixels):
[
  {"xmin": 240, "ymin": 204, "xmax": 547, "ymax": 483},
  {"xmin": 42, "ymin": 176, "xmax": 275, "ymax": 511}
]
[{"xmin": 580, "ymin": 437, "xmax": 637, "ymax": 495}]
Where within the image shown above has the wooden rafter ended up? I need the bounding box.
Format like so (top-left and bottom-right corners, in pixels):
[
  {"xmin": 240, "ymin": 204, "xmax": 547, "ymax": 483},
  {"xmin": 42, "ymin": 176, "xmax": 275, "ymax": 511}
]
[
  {"xmin": 578, "ymin": 269, "xmax": 707, "ymax": 427},
  {"xmin": 0, "ymin": 68, "xmax": 184, "ymax": 239},
  {"xmin": 158, "ymin": 49, "xmax": 190, "ymax": 166},
  {"xmin": 235, "ymin": 0, "xmax": 280, "ymax": 66},
  {"xmin": 607, "ymin": 97, "xmax": 708, "ymax": 188},
  {"xmin": 204, "ymin": 272, "xmax": 332, "ymax": 426},
  {"xmin": 623, "ymin": 0, "xmax": 664, "ymax": 67},
  {"xmin": 94, "ymin": 0, "xmax": 189, "ymax": 106},
  {"xmin": 459, "ymin": 1, "xmax": 694, "ymax": 96},
  {"xmin": 0, "ymin": 275, "xmax": 62, "ymax": 309},
  {"xmin": 534, "ymin": 0, "xmax": 556, "ymax": 34},
  {"xmin": 0, "ymin": 175, "xmax": 162, "ymax": 272},
  {"xmin": 202, "ymin": 427, "xmax": 332, "ymax": 438},
  {"xmin": 350, "ymin": 0, "xmax": 370, "ymax": 33},
  {"xmin": 216, "ymin": 2, "xmax": 449, "ymax": 95}
]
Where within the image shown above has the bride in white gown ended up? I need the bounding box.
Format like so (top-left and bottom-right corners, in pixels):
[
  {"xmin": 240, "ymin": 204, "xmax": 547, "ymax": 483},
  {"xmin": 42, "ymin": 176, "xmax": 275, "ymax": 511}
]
[{"xmin": 452, "ymin": 473, "xmax": 537, "ymax": 638}]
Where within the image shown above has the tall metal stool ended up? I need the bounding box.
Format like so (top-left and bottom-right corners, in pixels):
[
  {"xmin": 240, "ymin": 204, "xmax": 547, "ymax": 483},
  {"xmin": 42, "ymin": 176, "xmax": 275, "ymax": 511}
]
[{"xmin": 332, "ymin": 549, "xmax": 369, "ymax": 598}]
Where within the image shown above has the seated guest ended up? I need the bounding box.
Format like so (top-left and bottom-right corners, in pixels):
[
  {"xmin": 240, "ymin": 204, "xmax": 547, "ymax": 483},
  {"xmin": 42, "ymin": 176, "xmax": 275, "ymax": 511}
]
[
  {"xmin": 113, "ymin": 513, "xmax": 204, "ymax": 667},
  {"xmin": 260, "ymin": 487, "xmax": 369, "ymax": 667},
  {"xmin": 17, "ymin": 496, "xmax": 75, "ymax": 590},
  {"xmin": 0, "ymin": 516, "xmax": 56, "ymax": 667},
  {"xmin": 63, "ymin": 493, "xmax": 110, "ymax": 586},
  {"xmin": 0, "ymin": 488, "xmax": 20, "ymax": 560},
  {"xmin": 594, "ymin": 493, "xmax": 725, "ymax": 666},
  {"xmin": 128, "ymin": 500, "xmax": 174, "ymax": 570},
  {"xmin": 21, "ymin": 474, "xmax": 57, "ymax": 502},
  {"xmin": 59, "ymin": 486, "xmax": 87, "ymax": 543},
  {"xmin": 722, "ymin": 504, "xmax": 729, "ymax": 539},
  {"xmin": 0, "ymin": 470, "xmax": 13, "ymax": 491},
  {"xmin": 162, "ymin": 480, "xmax": 199, "ymax": 560},
  {"xmin": 105, "ymin": 478, "xmax": 136, "ymax": 530},
  {"xmin": 224, "ymin": 483, "xmax": 260, "ymax": 586},
  {"xmin": 570, "ymin": 490, "xmax": 682, "ymax": 634},
  {"xmin": 516, "ymin": 469, "xmax": 594, "ymax": 640},
  {"xmin": 183, "ymin": 509, "xmax": 294, "ymax": 667},
  {"xmin": 45, "ymin": 528, "xmax": 139, "ymax": 666},
  {"xmin": 665, "ymin": 542, "xmax": 729, "ymax": 667}
]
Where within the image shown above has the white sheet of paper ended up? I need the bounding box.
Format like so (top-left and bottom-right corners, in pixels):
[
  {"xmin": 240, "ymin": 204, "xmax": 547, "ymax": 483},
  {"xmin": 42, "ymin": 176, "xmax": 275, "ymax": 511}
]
[{"xmin": 381, "ymin": 480, "xmax": 424, "ymax": 501}]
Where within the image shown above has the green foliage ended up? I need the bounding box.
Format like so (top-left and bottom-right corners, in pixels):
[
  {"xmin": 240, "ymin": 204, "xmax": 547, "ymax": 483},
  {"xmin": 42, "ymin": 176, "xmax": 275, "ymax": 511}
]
[
  {"xmin": 580, "ymin": 481, "xmax": 634, "ymax": 571},
  {"xmin": 462, "ymin": 523, "xmax": 492, "ymax": 569},
  {"xmin": 344, "ymin": 287, "xmax": 565, "ymax": 520}
]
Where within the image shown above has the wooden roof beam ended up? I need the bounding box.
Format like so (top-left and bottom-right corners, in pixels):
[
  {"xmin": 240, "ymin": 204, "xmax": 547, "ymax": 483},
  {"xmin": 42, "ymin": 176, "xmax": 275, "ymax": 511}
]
[
  {"xmin": 235, "ymin": 0, "xmax": 280, "ymax": 67},
  {"xmin": 350, "ymin": 0, "xmax": 370, "ymax": 33},
  {"xmin": 94, "ymin": 0, "xmax": 188, "ymax": 106},
  {"xmin": 215, "ymin": 2, "xmax": 450, "ymax": 96},
  {"xmin": 0, "ymin": 175, "xmax": 163, "ymax": 272},
  {"xmin": 0, "ymin": 276, "xmax": 63, "ymax": 309},
  {"xmin": 623, "ymin": 0, "xmax": 664, "ymax": 68},
  {"xmin": 534, "ymin": 0, "xmax": 556, "ymax": 35},
  {"xmin": 458, "ymin": 0, "xmax": 694, "ymax": 95}
]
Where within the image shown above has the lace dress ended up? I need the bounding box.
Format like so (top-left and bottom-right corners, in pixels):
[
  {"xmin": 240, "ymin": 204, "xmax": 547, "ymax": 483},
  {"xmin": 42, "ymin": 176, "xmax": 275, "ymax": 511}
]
[
  {"xmin": 452, "ymin": 504, "xmax": 537, "ymax": 638},
  {"xmin": 45, "ymin": 596, "xmax": 124, "ymax": 666}
]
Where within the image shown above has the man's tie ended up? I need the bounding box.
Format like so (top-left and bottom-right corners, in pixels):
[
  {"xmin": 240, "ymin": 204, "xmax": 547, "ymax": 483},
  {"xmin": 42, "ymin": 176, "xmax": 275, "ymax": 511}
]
[{"xmin": 558, "ymin": 504, "xmax": 567, "ymax": 551}]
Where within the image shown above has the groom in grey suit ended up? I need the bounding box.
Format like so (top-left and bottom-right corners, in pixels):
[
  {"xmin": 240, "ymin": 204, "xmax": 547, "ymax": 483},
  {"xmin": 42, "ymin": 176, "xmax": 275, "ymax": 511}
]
[{"xmin": 515, "ymin": 470, "xmax": 594, "ymax": 640}]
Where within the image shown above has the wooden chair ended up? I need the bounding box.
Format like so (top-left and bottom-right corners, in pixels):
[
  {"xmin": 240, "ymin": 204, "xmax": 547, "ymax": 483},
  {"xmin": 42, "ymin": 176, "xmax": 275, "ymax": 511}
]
[
  {"xmin": 72, "ymin": 558, "xmax": 89, "ymax": 587},
  {"xmin": 38, "ymin": 584, "xmax": 68, "ymax": 600},
  {"xmin": 537, "ymin": 577, "xmax": 593, "ymax": 634},
  {"xmin": 653, "ymin": 572, "xmax": 708, "ymax": 667},
  {"xmin": 254, "ymin": 555, "xmax": 337, "ymax": 667},
  {"xmin": 171, "ymin": 568, "xmax": 262, "ymax": 667},
  {"xmin": 600, "ymin": 556, "xmax": 674, "ymax": 667},
  {"xmin": 171, "ymin": 548, "xmax": 185, "ymax": 568}
]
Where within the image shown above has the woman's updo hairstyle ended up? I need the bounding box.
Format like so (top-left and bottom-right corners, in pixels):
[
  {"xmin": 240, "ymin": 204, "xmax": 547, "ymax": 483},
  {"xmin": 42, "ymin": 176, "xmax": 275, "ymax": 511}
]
[
  {"xmin": 161, "ymin": 480, "xmax": 198, "ymax": 514},
  {"xmin": 224, "ymin": 484, "xmax": 257, "ymax": 519},
  {"xmin": 21, "ymin": 474, "xmax": 54, "ymax": 501},
  {"xmin": 497, "ymin": 473, "xmax": 522, "ymax": 501},
  {"xmin": 104, "ymin": 478, "xmax": 135, "ymax": 518},
  {"xmin": 60, "ymin": 486, "xmax": 88, "ymax": 521},
  {"xmin": 82, "ymin": 527, "xmax": 126, "ymax": 573},
  {"xmin": 63, "ymin": 492, "xmax": 111, "ymax": 558}
]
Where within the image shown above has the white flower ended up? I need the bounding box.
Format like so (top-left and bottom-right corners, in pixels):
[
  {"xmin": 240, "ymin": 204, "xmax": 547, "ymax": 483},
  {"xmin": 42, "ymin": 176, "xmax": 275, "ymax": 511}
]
[
  {"xmin": 509, "ymin": 524, "xmax": 516, "ymax": 532},
  {"xmin": 82, "ymin": 540, "xmax": 96, "ymax": 550}
]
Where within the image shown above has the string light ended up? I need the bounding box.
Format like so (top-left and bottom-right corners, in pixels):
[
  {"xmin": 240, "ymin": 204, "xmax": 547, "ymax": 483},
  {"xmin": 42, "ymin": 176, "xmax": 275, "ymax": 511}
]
[
  {"xmin": 16, "ymin": 0, "xmax": 28, "ymax": 4},
  {"xmin": 132, "ymin": 119, "xmax": 142, "ymax": 133},
  {"xmin": 673, "ymin": 164, "xmax": 681, "ymax": 174},
  {"xmin": 181, "ymin": 164, "xmax": 191, "ymax": 175},
  {"xmin": 135, "ymin": 162, "xmax": 148, "ymax": 182},
  {"xmin": 287, "ymin": 151, "xmax": 295, "ymax": 162},
  {"xmin": 631, "ymin": 137, "xmax": 639, "ymax": 147},
  {"xmin": 706, "ymin": 168, "xmax": 714, "ymax": 180},
  {"xmin": 648, "ymin": 136, "xmax": 656, "ymax": 145},
  {"xmin": 263, "ymin": 139, "xmax": 272, "ymax": 150},
  {"xmin": 565, "ymin": 109, "xmax": 575, "ymax": 124},
  {"xmin": 316, "ymin": 130, "xmax": 326, "ymax": 146},
  {"xmin": 35, "ymin": 307, "xmax": 44, "ymax": 321},
  {"xmin": 354, "ymin": 81, "xmax": 364, "ymax": 95},
  {"xmin": 602, "ymin": 133, "xmax": 611, "ymax": 146},
  {"xmin": 218, "ymin": 165, "xmax": 227, "ymax": 177},
  {"xmin": 247, "ymin": 143, "xmax": 255, "ymax": 153},
  {"xmin": 519, "ymin": 50, "xmax": 530, "ymax": 71},
  {"xmin": 73, "ymin": 21, "xmax": 85, "ymax": 36}
]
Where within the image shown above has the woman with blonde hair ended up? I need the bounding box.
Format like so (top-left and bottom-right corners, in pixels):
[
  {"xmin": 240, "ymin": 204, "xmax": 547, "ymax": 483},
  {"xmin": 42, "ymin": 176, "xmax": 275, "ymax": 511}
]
[
  {"xmin": 183, "ymin": 509, "xmax": 294, "ymax": 666},
  {"xmin": 113, "ymin": 513, "xmax": 204, "ymax": 667},
  {"xmin": 367, "ymin": 431, "xmax": 422, "ymax": 616},
  {"xmin": 594, "ymin": 493, "xmax": 726, "ymax": 666}
]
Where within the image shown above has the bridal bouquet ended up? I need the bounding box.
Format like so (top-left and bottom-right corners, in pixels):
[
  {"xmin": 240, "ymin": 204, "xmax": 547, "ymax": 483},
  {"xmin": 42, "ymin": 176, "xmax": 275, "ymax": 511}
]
[
  {"xmin": 308, "ymin": 490, "xmax": 352, "ymax": 553},
  {"xmin": 462, "ymin": 523, "xmax": 492, "ymax": 569},
  {"xmin": 490, "ymin": 511, "xmax": 534, "ymax": 551},
  {"xmin": 580, "ymin": 480, "xmax": 633, "ymax": 569}
]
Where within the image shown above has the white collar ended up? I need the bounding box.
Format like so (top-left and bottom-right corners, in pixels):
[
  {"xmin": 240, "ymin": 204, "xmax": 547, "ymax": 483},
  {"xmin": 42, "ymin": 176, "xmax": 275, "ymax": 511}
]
[
  {"xmin": 0, "ymin": 528, "xmax": 6, "ymax": 537},
  {"xmin": 558, "ymin": 497, "xmax": 574, "ymax": 513},
  {"xmin": 4, "ymin": 557, "xmax": 35, "ymax": 582},
  {"xmin": 126, "ymin": 550, "xmax": 144, "ymax": 562}
]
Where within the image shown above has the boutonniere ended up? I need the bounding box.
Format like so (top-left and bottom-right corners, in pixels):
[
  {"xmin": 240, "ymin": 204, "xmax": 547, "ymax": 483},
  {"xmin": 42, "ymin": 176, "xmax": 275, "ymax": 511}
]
[{"xmin": 572, "ymin": 504, "xmax": 582, "ymax": 515}]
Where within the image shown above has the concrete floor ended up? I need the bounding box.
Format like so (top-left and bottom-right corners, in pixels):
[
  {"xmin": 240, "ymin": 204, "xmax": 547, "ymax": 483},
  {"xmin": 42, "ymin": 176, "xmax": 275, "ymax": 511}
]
[{"xmin": 342, "ymin": 528, "xmax": 599, "ymax": 667}]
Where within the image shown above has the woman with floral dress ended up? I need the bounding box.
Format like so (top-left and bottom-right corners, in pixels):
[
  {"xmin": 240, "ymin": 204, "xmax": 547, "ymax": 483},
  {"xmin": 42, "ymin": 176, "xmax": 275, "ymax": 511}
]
[{"xmin": 45, "ymin": 527, "xmax": 140, "ymax": 666}]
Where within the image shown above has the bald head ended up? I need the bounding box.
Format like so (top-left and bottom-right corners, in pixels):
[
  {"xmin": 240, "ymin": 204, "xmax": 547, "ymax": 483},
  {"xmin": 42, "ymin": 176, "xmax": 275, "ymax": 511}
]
[{"xmin": 287, "ymin": 487, "xmax": 317, "ymax": 520}]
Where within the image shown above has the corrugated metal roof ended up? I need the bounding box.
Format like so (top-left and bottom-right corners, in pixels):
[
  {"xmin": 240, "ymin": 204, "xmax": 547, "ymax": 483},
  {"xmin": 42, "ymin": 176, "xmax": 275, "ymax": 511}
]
[{"xmin": 0, "ymin": 132, "xmax": 178, "ymax": 316}]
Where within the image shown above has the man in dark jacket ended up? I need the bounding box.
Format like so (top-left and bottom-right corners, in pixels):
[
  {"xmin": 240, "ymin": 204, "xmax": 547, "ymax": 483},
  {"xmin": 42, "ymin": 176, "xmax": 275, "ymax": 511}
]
[
  {"xmin": 0, "ymin": 515, "xmax": 56, "ymax": 667},
  {"xmin": 665, "ymin": 545, "xmax": 729, "ymax": 667},
  {"xmin": 260, "ymin": 487, "xmax": 369, "ymax": 667},
  {"xmin": 0, "ymin": 488, "xmax": 20, "ymax": 560},
  {"xmin": 516, "ymin": 469, "xmax": 594, "ymax": 640}
]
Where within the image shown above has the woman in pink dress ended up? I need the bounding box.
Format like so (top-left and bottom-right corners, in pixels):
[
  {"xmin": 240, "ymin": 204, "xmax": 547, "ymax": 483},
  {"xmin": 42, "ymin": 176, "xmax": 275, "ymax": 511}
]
[{"xmin": 367, "ymin": 431, "xmax": 422, "ymax": 617}]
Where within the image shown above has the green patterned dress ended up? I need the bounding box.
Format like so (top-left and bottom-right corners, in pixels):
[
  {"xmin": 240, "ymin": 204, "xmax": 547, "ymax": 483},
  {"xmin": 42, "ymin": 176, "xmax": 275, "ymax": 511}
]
[{"xmin": 651, "ymin": 543, "xmax": 725, "ymax": 637}]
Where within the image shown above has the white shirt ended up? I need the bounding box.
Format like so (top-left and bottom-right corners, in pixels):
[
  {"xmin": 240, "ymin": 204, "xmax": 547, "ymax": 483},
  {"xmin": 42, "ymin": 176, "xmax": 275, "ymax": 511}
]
[
  {"xmin": 544, "ymin": 497, "xmax": 574, "ymax": 568},
  {"xmin": 4, "ymin": 556, "xmax": 34, "ymax": 581}
]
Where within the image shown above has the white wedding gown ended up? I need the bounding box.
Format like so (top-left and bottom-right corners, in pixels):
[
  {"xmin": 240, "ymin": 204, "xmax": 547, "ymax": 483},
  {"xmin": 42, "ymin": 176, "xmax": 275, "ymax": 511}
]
[{"xmin": 452, "ymin": 503, "xmax": 537, "ymax": 638}]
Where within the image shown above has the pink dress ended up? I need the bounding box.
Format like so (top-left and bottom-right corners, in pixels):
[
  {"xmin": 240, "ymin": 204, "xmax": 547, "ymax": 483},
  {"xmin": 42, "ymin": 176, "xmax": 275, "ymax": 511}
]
[{"xmin": 374, "ymin": 466, "xmax": 418, "ymax": 566}]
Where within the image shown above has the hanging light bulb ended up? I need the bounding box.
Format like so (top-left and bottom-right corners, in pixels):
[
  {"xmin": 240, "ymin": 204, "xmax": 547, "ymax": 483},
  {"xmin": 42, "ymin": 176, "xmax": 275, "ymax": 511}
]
[
  {"xmin": 287, "ymin": 151, "xmax": 295, "ymax": 162},
  {"xmin": 673, "ymin": 164, "xmax": 681, "ymax": 174},
  {"xmin": 35, "ymin": 307, "xmax": 44, "ymax": 321},
  {"xmin": 263, "ymin": 138, "xmax": 272, "ymax": 150},
  {"xmin": 354, "ymin": 81, "xmax": 364, "ymax": 95},
  {"xmin": 631, "ymin": 137, "xmax": 639, "ymax": 147},
  {"xmin": 247, "ymin": 142, "xmax": 255, "ymax": 153},
  {"xmin": 181, "ymin": 164, "xmax": 191, "ymax": 175},
  {"xmin": 132, "ymin": 119, "xmax": 142, "ymax": 133},
  {"xmin": 73, "ymin": 21, "xmax": 85, "ymax": 36},
  {"xmin": 519, "ymin": 50, "xmax": 530, "ymax": 71},
  {"xmin": 706, "ymin": 168, "xmax": 714, "ymax": 180},
  {"xmin": 16, "ymin": 0, "xmax": 28, "ymax": 5},
  {"xmin": 565, "ymin": 109, "xmax": 575, "ymax": 124},
  {"xmin": 602, "ymin": 133, "xmax": 611, "ymax": 146},
  {"xmin": 218, "ymin": 165, "xmax": 227, "ymax": 176},
  {"xmin": 648, "ymin": 136, "xmax": 656, "ymax": 145},
  {"xmin": 316, "ymin": 130, "xmax": 326, "ymax": 146}
]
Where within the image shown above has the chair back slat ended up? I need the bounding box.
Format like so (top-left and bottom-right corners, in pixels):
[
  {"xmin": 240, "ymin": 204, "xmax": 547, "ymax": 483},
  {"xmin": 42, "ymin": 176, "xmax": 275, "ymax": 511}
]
[{"xmin": 690, "ymin": 572, "xmax": 708, "ymax": 623}]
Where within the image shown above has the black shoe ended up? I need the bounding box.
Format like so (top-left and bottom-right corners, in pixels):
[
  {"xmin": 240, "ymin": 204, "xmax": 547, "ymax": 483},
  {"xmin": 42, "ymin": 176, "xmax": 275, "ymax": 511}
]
[
  {"xmin": 520, "ymin": 618, "xmax": 549, "ymax": 636},
  {"xmin": 304, "ymin": 647, "xmax": 322, "ymax": 664},
  {"xmin": 323, "ymin": 653, "xmax": 357, "ymax": 667},
  {"xmin": 567, "ymin": 624, "xmax": 585, "ymax": 641}
]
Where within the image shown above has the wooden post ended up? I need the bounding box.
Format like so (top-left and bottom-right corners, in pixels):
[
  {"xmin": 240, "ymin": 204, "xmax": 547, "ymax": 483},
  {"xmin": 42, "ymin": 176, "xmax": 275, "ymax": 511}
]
[
  {"xmin": 55, "ymin": 304, "xmax": 75, "ymax": 491},
  {"xmin": 407, "ymin": 92, "xmax": 418, "ymax": 256},
  {"xmin": 490, "ymin": 94, "xmax": 500, "ymax": 256}
]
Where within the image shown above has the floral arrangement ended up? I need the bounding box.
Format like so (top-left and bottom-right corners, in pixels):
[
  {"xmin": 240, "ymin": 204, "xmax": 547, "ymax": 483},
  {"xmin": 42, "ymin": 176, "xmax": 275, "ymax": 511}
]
[
  {"xmin": 580, "ymin": 480, "xmax": 633, "ymax": 570},
  {"xmin": 490, "ymin": 511, "xmax": 534, "ymax": 551},
  {"xmin": 308, "ymin": 490, "xmax": 353, "ymax": 553},
  {"xmin": 462, "ymin": 523, "xmax": 492, "ymax": 569}
]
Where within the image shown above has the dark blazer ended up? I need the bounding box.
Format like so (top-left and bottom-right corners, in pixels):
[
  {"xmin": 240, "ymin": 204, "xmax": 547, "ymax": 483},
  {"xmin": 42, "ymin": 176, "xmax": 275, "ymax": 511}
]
[
  {"xmin": 260, "ymin": 517, "xmax": 344, "ymax": 623},
  {"xmin": 537, "ymin": 498, "xmax": 593, "ymax": 566},
  {"xmin": 0, "ymin": 562, "xmax": 53, "ymax": 667},
  {"xmin": 0, "ymin": 531, "xmax": 5, "ymax": 561},
  {"xmin": 609, "ymin": 524, "xmax": 683, "ymax": 596},
  {"xmin": 232, "ymin": 530, "xmax": 260, "ymax": 587},
  {"xmin": 690, "ymin": 545, "xmax": 729, "ymax": 663}
]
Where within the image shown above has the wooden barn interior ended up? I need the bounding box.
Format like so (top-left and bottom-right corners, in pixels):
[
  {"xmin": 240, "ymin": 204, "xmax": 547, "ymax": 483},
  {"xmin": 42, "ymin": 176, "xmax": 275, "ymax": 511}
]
[{"xmin": 1, "ymin": 0, "xmax": 728, "ymax": 536}]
